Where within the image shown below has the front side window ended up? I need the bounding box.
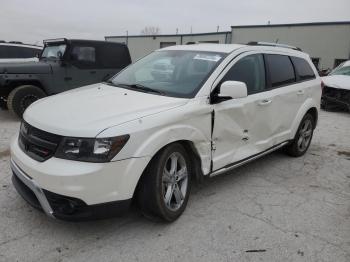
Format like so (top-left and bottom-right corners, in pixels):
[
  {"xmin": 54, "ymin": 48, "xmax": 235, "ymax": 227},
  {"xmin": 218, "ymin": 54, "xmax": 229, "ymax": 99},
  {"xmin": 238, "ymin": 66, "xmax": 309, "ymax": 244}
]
[
  {"xmin": 266, "ymin": 54, "xmax": 295, "ymax": 87},
  {"xmin": 291, "ymin": 57, "xmax": 316, "ymax": 81},
  {"xmin": 221, "ymin": 54, "xmax": 266, "ymax": 95},
  {"xmin": 41, "ymin": 44, "xmax": 66, "ymax": 59},
  {"xmin": 110, "ymin": 50, "xmax": 225, "ymax": 98}
]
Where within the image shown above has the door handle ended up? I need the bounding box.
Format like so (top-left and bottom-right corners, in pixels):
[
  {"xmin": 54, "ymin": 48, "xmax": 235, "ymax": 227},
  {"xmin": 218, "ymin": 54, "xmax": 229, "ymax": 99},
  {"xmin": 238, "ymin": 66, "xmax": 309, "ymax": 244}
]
[
  {"xmin": 258, "ymin": 99, "xmax": 272, "ymax": 106},
  {"xmin": 297, "ymin": 90, "xmax": 305, "ymax": 95}
]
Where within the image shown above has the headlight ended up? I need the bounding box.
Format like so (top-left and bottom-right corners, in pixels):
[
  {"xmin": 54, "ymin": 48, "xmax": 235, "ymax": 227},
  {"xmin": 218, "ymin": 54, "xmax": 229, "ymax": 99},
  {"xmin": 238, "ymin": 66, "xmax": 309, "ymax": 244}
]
[{"xmin": 55, "ymin": 135, "xmax": 130, "ymax": 162}]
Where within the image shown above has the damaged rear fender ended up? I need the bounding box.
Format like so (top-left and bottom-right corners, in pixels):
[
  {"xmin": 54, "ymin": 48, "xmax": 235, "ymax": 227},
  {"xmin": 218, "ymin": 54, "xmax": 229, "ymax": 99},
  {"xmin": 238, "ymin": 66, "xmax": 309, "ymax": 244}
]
[{"xmin": 290, "ymin": 98, "xmax": 319, "ymax": 139}]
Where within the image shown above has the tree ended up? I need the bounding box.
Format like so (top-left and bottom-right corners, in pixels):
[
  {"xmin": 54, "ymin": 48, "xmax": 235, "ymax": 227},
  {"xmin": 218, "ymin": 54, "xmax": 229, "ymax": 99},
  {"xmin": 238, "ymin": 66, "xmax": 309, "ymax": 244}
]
[{"xmin": 141, "ymin": 26, "xmax": 161, "ymax": 35}]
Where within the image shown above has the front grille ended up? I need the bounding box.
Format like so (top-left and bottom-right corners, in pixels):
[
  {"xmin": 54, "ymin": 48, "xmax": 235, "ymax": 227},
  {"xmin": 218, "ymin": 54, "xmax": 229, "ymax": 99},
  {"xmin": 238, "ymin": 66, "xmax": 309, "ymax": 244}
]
[{"xmin": 18, "ymin": 122, "xmax": 62, "ymax": 162}]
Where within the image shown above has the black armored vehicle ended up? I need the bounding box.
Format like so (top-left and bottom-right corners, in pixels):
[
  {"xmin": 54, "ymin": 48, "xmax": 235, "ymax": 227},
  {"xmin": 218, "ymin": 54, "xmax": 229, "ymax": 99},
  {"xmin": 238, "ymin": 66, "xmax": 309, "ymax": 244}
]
[{"xmin": 0, "ymin": 38, "xmax": 131, "ymax": 117}]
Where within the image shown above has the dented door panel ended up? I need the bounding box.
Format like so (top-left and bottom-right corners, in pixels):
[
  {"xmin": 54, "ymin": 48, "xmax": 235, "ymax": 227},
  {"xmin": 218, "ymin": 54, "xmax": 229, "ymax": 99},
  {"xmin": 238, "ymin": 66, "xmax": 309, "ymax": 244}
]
[{"xmin": 212, "ymin": 91, "xmax": 278, "ymax": 171}]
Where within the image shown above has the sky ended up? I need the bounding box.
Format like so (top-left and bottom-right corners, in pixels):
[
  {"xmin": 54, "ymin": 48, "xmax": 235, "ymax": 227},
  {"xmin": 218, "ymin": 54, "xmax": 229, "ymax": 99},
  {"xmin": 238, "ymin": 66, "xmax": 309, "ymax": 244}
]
[{"xmin": 1, "ymin": 0, "xmax": 349, "ymax": 45}]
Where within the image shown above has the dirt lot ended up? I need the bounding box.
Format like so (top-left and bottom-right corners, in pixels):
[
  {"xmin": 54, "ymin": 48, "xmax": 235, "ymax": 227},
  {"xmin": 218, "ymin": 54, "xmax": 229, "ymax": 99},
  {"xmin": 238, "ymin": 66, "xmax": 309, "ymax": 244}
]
[{"xmin": 0, "ymin": 109, "xmax": 349, "ymax": 262}]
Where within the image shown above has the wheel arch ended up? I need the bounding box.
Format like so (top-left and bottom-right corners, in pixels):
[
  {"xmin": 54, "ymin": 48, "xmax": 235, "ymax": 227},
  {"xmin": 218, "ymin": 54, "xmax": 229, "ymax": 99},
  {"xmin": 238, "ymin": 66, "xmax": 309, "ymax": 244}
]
[
  {"xmin": 132, "ymin": 139, "xmax": 205, "ymax": 204},
  {"xmin": 290, "ymin": 98, "xmax": 319, "ymax": 138},
  {"xmin": 5, "ymin": 80, "xmax": 46, "ymax": 97},
  {"xmin": 306, "ymin": 107, "xmax": 318, "ymax": 128}
]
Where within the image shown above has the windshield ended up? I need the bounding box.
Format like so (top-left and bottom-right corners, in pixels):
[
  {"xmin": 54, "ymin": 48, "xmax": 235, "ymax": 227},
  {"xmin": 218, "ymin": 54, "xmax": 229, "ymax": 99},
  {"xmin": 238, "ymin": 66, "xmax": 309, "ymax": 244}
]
[
  {"xmin": 41, "ymin": 44, "xmax": 66, "ymax": 59},
  {"xmin": 109, "ymin": 50, "xmax": 225, "ymax": 98},
  {"xmin": 330, "ymin": 65, "xmax": 350, "ymax": 76}
]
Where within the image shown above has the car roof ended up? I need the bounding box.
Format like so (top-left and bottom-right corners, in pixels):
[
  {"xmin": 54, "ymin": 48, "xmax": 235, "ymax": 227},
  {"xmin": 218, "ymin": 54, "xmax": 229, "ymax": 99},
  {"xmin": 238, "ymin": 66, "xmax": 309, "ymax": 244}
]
[
  {"xmin": 44, "ymin": 38, "xmax": 127, "ymax": 47},
  {"xmin": 0, "ymin": 43, "xmax": 42, "ymax": 49},
  {"xmin": 159, "ymin": 43, "xmax": 307, "ymax": 57},
  {"xmin": 341, "ymin": 60, "xmax": 350, "ymax": 67}
]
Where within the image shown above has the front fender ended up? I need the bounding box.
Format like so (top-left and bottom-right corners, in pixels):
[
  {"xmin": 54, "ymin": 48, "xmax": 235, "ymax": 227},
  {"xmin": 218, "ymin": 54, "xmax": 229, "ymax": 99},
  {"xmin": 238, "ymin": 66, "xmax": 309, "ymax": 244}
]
[{"xmin": 98, "ymin": 101, "xmax": 212, "ymax": 175}]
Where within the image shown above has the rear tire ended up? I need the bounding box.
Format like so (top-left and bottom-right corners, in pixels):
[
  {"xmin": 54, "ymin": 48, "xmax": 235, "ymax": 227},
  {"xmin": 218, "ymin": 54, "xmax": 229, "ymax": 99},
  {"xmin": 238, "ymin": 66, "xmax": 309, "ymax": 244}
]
[
  {"xmin": 286, "ymin": 113, "xmax": 315, "ymax": 157},
  {"xmin": 137, "ymin": 143, "xmax": 192, "ymax": 222},
  {"xmin": 7, "ymin": 85, "xmax": 46, "ymax": 118}
]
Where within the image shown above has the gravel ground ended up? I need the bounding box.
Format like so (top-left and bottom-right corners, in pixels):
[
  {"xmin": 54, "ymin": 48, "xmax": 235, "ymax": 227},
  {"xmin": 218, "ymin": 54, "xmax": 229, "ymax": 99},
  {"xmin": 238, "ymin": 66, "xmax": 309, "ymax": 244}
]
[{"xmin": 0, "ymin": 109, "xmax": 349, "ymax": 262}]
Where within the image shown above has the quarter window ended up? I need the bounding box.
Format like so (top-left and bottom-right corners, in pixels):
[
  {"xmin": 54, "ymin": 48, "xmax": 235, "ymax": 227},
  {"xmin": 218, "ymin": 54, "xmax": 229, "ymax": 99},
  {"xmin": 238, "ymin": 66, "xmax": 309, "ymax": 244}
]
[
  {"xmin": 222, "ymin": 54, "xmax": 266, "ymax": 95},
  {"xmin": 98, "ymin": 44, "xmax": 130, "ymax": 68},
  {"xmin": 291, "ymin": 57, "xmax": 316, "ymax": 81},
  {"xmin": 265, "ymin": 54, "xmax": 295, "ymax": 87}
]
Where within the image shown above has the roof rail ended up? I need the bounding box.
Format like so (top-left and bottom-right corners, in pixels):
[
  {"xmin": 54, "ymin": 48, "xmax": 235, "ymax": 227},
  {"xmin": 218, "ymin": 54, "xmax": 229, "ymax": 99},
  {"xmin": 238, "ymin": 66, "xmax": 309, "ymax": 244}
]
[
  {"xmin": 247, "ymin": 41, "xmax": 302, "ymax": 51},
  {"xmin": 9, "ymin": 41, "xmax": 23, "ymax": 44}
]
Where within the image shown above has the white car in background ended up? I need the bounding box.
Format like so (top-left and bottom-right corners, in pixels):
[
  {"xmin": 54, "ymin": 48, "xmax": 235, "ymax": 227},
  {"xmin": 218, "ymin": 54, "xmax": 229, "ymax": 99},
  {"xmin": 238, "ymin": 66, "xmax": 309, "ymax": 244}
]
[
  {"xmin": 10, "ymin": 43, "xmax": 322, "ymax": 222},
  {"xmin": 321, "ymin": 60, "xmax": 350, "ymax": 111},
  {"xmin": 0, "ymin": 42, "xmax": 42, "ymax": 63}
]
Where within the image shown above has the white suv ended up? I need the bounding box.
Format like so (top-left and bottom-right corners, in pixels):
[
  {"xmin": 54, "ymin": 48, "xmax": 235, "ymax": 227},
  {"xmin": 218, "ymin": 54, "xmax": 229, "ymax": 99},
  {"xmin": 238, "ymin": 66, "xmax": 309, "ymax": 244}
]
[{"xmin": 10, "ymin": 43, "xmax": 322, "ymax": 221}]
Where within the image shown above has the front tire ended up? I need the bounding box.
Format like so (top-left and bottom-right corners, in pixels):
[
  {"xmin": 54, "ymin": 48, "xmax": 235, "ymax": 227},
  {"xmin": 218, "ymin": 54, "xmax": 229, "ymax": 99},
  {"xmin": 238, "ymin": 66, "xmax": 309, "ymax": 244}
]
[
  {"xmin": 137, "ymin": 143, "xmax": 192, "ymax": 222},
  {"xmin": 286, "ymin": 113, "xmax": 315, "ymax": 157},
  {"xmin": 7, "ymin": 85, "xmax": 46, "ymax": 118}
]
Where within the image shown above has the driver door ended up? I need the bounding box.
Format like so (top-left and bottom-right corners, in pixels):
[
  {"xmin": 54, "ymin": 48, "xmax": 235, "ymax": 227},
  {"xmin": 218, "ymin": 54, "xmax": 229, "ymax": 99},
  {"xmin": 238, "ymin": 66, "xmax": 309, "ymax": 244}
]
[
  {"xmin": 64, "ymin": 44, "xmax": 100, "ymax": 90},
  {"xmin": 211, "ymin": 53, "xmax": 277, "ymax": 171}
]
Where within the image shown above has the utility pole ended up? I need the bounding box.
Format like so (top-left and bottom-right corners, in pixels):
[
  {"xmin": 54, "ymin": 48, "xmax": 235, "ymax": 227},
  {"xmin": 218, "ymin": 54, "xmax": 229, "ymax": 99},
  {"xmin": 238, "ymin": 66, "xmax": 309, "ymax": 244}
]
[{"xmin": 217, "ymin": 26, "xmax": 219, "ymax": 32}]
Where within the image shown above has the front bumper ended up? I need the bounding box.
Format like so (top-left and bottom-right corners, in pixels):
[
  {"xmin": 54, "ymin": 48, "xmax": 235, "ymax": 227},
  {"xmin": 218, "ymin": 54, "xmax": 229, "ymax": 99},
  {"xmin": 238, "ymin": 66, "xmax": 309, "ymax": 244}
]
[
  {"xmin": 11, "ymin": 159, "xmax": 54, "ymax": 218},
  {"xmin": 11, "ymin": 161, "xmax": 131, "ymax": 221},
  {"xmin": 10, "ymin": 134, "xmax": 151, "ymax": 220}
]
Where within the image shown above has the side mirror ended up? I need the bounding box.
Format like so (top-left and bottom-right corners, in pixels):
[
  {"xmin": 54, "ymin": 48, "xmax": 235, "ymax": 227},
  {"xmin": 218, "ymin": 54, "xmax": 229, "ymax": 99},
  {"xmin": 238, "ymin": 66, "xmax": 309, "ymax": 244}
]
[{"xmin": 219, "ymin": 81, "xmax": 248, "ymax": 99}]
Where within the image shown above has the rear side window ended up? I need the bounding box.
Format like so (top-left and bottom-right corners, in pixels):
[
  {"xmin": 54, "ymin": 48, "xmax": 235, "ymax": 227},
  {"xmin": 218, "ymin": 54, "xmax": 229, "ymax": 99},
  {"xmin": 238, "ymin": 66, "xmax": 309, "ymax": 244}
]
[
  {"xmin": 0, "ymin": 46, "xmax": 6, "ymax": 58},
  {"xmin": 291, "ymin": 57, "xmax": 315, "ymax": 81},
  {"xmin": 21, "ymin": 47, "xmax": 41, "ymax": 58},
  {"xmin": 98, "ymin": 44, "xmax": 131, "ymax": 68},
  {"xmin": 265, "ymin": 54, "xmax": 295, "ymax": 87},
  {"xmin": 222, "ymin": 54, "xmax": 266, "ymax": 95},
  {"xmin": 71, "ymin": 46, "xmax": 96, "ymax": 63},
  {"xmin": 0, "ymin": 46, "xmax": 41, "ymax": 59}
]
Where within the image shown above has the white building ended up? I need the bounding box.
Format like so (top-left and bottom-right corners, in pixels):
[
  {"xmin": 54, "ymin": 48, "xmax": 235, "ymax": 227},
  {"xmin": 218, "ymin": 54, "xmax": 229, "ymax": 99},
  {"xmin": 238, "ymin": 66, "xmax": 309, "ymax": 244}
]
[
  {"xmin": 105, "ymin": 21, "xmax": 350, "ymax": 70},
  {"xmin": 105, "ymin": 32, "xmax": 231, "ymax": 62}
]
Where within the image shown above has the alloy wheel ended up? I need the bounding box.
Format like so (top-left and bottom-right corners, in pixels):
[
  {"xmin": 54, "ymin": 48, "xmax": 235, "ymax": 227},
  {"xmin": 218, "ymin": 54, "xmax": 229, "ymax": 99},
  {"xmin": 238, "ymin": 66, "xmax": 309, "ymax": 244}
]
[
  {"xmin": 162, "ymin": 152, "xmax": 188, "ymax": 211},
  {"xmin": 297, "ymin": 119, "xmax": 313, "ymax": 152}
]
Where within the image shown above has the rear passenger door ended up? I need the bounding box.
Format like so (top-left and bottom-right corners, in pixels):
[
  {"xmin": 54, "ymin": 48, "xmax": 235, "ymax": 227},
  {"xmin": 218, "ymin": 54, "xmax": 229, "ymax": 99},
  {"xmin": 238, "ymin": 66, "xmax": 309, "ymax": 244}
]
[
  {"xmin": 264, "ymin": 54, "xmax": 314, "ymax": 141},
  {"xmin": 65, "ymin": 43, "xmax": 100, "ymax": 90}
]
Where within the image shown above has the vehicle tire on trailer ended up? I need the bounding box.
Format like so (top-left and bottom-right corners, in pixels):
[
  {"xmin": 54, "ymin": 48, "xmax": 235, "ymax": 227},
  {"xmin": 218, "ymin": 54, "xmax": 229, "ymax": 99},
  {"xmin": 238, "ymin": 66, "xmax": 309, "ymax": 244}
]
[
  {"xmin": 137, "ymin": 143, "xmax": 192, "ymax": 222},
  {"xmin": 7, "ymin": 85, "xmax": 46, "ymax": 118},
  {"xmin": 286, "ymin": 113, "xmax": 315, "ymax": 157}
]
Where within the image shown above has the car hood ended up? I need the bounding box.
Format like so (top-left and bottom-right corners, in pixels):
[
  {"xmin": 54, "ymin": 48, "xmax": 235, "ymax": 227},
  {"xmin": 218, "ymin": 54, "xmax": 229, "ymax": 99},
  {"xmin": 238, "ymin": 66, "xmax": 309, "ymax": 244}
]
[
  {"xmin": 322, "ymin": 75, "xmax": 350, "ymax": 90},
  {"xmin": 24, "ymin": 83, "xmax": 189, "ymax": 137},
  {"xmin": 0, "ymin": 60, "xmax": 51, "ymax": 74}
]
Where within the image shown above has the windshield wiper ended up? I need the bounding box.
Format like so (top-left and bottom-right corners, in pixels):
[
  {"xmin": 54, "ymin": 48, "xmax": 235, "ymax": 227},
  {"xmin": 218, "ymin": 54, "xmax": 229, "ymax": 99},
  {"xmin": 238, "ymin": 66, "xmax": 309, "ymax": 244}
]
[{"xmin": 112, "ymin": 83, "xmax": 164, "ymax": 95}]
